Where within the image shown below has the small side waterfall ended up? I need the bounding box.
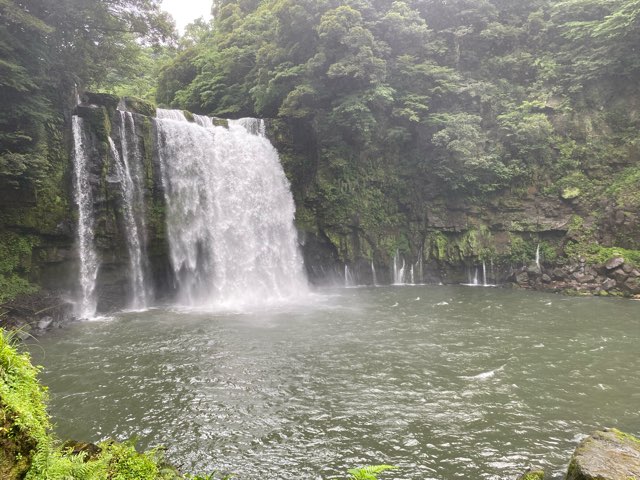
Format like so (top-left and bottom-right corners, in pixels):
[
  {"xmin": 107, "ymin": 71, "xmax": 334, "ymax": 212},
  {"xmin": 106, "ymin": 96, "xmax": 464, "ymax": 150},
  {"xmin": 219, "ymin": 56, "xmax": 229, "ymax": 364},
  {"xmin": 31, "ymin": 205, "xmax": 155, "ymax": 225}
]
[
  {"xmin": 464, "ymin": 262, "xmax": 495, "ymax": 287},
  {"xmin": 482, "ymin": 260, "xmax": 487, "ymax": 286},
  {"xmin": 410, "ymin": 265, "xmax": 415, "ymax": 285},
  {"xmin": 344, "ymin": 265, "xmax": 354, "ymax": 287},
  {"xmin": 393, "ymin": 250, "xmax": 406, "ymax": 285},
  {"xmin": 71, "ymin": 116, "xmax": 99, "ymax": 319},
  {"xmin": 371, "ymin": 260, "xmax": 378, "ymax": 286},
  {"xmin": 109, "ymin": 111, "xmax": 151, "ymax": 309},
  {"xmin": 155, "ymin": 110, "xmax": 308, "ymax": 308},
  {"xmin": 535, "ymin": 243, "xmax": 541, "ymax": 271}
]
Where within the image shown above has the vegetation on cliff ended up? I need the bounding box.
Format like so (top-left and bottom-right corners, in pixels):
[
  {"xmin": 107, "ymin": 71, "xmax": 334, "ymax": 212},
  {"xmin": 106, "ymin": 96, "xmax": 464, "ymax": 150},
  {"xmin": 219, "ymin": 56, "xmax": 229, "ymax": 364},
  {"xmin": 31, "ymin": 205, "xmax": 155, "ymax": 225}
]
[
  {"xmin": 1, "ymin": 0, "xmax": 640, "ymax": 297},
  {"xmin": 0, "ymin": 0, "xmax": 174, "ymax": 303},
  {"xmin": 157, "ymin": 0, "xmax": 640, "ymax": 273}
]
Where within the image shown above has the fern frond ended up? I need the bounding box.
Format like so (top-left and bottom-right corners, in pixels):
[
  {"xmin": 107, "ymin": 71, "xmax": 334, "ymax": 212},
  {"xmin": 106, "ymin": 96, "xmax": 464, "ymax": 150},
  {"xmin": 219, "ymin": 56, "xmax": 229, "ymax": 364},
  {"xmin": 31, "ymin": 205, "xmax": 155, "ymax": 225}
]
[{"xmin": 348, "ymin": 464, "xmax": 398, "ymax": 480}]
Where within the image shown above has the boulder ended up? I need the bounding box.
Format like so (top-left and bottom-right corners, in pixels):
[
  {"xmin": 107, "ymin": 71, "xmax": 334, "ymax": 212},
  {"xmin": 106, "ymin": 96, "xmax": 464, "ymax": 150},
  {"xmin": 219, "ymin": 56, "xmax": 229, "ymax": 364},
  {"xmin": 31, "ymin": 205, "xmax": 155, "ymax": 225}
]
[
  {"xmin": 527, "ymin": 265, "xmax": 541, "ymax": 275},
  {"xmin": 611, "ymin": 268, "xmax": 629, "ymax": 284},
  {"xmin": 605, "ymin": 257, "xmax": 625, "ymax": 270},
  {"xmin": 552, "ymin": 268, "xmax": 567, "ymax": 280},
  {"xmin": 541, "ymin": 274, "xmax": 552, "ymax": 283},
  {"xmin": 515, "ymin": 271, "xmax": 529, "ymax": 284},
  {"xmin": 517, "ymin": 467, "xmax": 544, "ymax": 480},
  {"xmin": 574, "ymin": 273, "xmax": 595, "ymax": 284},
  {"xmin": 62, "ymin": 440, "xmax": 102, "ymax": 461},
  {"xmin": 623, "ymin": 277, "xmax": 640, "ymax": 295},
  {"xmin": 601, "ymin": 278, "xmax": 617, "ymax": 291},
  {"xmin": 565, "ymin": 428, "xmax": 640, "ymax": 480}
]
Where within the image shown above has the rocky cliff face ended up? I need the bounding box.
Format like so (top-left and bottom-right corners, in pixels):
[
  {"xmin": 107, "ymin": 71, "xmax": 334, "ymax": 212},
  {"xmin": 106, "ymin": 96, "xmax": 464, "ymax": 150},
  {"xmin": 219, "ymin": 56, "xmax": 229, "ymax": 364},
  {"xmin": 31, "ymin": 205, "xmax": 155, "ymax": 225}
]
[
  {"xmin": 2, "ymin": 88, "xmax": 639, "ymax": 324},
  {"xmin": 265, "ymin": 80, "xmax": 640, "ymax": 296},
  {"xmin": 72, "ymin": 93, "xmax": 172, "ymax": 312}
]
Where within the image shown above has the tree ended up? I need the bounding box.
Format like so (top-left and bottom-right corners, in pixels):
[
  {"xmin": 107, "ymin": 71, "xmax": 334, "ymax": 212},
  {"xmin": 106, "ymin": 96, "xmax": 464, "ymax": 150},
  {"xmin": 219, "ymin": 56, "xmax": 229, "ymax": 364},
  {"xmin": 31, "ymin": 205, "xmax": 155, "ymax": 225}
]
[{"xmin": 0, "ymin": 0, "xmax": 176, "ymax": 186}]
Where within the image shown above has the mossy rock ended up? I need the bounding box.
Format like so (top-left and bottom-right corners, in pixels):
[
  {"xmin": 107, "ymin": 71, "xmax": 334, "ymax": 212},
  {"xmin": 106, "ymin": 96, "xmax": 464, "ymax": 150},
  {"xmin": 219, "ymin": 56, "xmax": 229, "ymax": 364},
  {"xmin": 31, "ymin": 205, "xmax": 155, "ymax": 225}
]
[
  {"xmin": 517, "ymin": 468, "xmax": 545, "ymax": 480},
  {"xmin": 122, "ymin": 96, "xmax": 156, "ymax": 117},
  {"xmin": 75, "ymin": 105, "xmax": 111, "ymax": 141},
  {"xmin": 565, "ymin": 428, "xmax": 640, "ymax": 480},
  {"xmin": 82, "ymin": 92, "xmax": 120, "ymax": 110},
  {"xmin": 561, "ymin": 187, "xmax": 581, "ymax": 200},
  {"xmin": 0, "ymin": 331, "xmax": 50, "ymax": 479},
  {"xmin": 182, "ymin": 110, "xmax": 195, "ymax": 122},
  {"xmin": 0, "ymin": 410, "xmax": 38, "ymax": 480},
  {"xmin": 211, "ymin": 117, "xmax": 229, "ymax": 128}
]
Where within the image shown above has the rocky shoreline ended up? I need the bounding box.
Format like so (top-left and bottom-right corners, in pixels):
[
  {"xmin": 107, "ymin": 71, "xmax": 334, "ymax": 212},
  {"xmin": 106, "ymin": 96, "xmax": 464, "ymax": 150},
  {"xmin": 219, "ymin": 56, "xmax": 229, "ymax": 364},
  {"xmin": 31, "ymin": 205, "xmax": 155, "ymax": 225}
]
[
  {"xmin": 2, "ymin": 253, "xmax": 639, "ymax": 334},
  {"xmin": 0, "ymin": 290, "xmax": 75, "ymax": 335},
  {"xmin": 508, "ymin": 256, "xmax": 640, "ymax": 298},
  {"xmin": 515, "ymin": 428, "xmax": 640, "ymax": 480}
]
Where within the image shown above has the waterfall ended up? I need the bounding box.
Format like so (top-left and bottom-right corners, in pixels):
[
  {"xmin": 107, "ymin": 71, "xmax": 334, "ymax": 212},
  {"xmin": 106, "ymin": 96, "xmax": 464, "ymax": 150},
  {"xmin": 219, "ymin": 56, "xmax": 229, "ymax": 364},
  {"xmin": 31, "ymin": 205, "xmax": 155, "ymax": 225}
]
[
  {"xmin": 416, "ymin": 250, "xmax": 423, "ymax": 284},
  {"xmin": 472, "ymin": 267, "xmax": 479, "ymax": 286},
  {"xmin": 482, "ymin": 260, "xmax": 487, "ymax": 286},
  {"xmin": 535, "ymin": 243, "xmax": 541, "ymax": 271},
  {"xmin": 410, "ymin": 265, "xmax": 415, "ymax": 285},
  {"xmin": 371, "ymin": 260, "xmax": 378, "ymax": 286},
  {"xmin": 344, "ymin": 265, "xmax": 354, "ymax": 287},
  {"xmin": 71, "ymin": 116, "xmax": 99, "ymax": 319},
  {"xmin": 393, "ymin": 250, "xmax": 405, "ymax": 285},
  {"xmin": 110, "ymin": 111, "xmax": 151, "ymax": 309},
  {"xmin": 154, "ymin": 110, "xmax": 308, "ymax": 309}
]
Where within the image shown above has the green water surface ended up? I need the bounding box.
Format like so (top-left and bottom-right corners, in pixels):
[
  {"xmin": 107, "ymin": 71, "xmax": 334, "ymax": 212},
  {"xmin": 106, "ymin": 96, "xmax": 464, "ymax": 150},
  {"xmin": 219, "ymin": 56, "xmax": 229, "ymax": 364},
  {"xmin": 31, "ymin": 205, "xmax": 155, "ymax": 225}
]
[{"xmin": 29, "ymin": 286, "xmax": 640, "ymax": 479}]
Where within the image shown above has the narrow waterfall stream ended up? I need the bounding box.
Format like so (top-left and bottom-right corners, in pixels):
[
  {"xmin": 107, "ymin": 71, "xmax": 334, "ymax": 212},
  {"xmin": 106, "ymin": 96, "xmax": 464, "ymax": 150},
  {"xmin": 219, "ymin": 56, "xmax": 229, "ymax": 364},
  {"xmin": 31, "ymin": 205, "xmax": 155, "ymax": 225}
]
[
  {"xmin": 154, "ymin": 110, "xmax": 308, "ymax": 309},
  {"xmin": 71, "ymin": 116, "xmax": 99, "ymax": 318},
  {"xmin": 118, "ymin": 111, "xmax": 153, "ymax": 307},
  {"xmin": 108, "ymin": 126, "xmax": 148, "ymax": 310}
]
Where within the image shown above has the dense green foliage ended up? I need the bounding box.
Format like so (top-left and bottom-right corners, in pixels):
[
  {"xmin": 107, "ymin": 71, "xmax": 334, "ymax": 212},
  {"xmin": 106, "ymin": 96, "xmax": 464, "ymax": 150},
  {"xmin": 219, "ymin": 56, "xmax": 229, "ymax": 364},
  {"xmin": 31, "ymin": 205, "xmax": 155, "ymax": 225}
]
[
  {"xmin": 0, "ymin": 329, "xmax": 49, "ymax": 478},
  {"xmin": 2, "ymin": 0, "xmax": 640, "ymax": 293},
  {"xmin": 0, "ymin": 0, "xmax": 174, "ymax": 183},
  {"xmin": 0, "ymin": 329, "xmax": 193, "ymax": 479},
  {"xmin": 158, "ymin": 0, "xmax": 640, "ymax": 264},
  {"xmin": 0, "ymin": 232, "xmax": 39, "ymax": 302},
  {"xmin": 0, "ymin": 0, "xmax": 176, "ymax": 302}
]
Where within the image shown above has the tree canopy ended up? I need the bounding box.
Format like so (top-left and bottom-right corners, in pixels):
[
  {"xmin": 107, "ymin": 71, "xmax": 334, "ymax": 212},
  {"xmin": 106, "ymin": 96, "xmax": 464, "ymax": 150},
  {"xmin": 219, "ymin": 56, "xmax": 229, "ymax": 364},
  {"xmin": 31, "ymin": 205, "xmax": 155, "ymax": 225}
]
[
  {"xmin": 0, "ymin": 0, "xmax": 175, "ymax": 185},
  {"xmin": 151, "ymin": 0, "xmax": 640, "ymax": 243}
]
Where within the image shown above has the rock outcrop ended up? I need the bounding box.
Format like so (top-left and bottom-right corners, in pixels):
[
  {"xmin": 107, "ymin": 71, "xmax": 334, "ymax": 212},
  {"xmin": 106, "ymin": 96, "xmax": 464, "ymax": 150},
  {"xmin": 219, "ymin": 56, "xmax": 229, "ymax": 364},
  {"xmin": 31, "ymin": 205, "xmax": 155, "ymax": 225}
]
[
  {"xmin": 565, "ymin": 428, "xmax": 640, "ymax": 480},
  {"xmin": 508, "ymin": 256, "xmax": 640, "ymax": 298}
]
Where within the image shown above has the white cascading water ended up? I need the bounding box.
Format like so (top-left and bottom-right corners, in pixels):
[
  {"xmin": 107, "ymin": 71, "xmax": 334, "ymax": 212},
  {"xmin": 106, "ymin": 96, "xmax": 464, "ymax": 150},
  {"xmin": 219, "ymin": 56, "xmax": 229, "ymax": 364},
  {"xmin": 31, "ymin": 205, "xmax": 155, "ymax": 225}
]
[
  {"xmin": 482, "ymin": 260, "xmax": 487, "ymax": 286},
  {"xmin": 471, "ymin": 267, "xmax": 479, "ymax": 286},
  {"xmin": 344, "ymin": 265, "xmax": 354, "ymax": 287},
  {"xmin": 110, "ymin": 111, "xmax": 151, "ymax": 309},
  {"xmin": 71, "ymin": 116, "xmax": 99, "ymax": 318},
  {"xmin": 393, "ymin": 250, "xmax": 406, "ymax": 285},
  {"xmin": 154, "ymin": 109, "xmax": 308, "ymax": 309},
  {"xmin": 371, "ymin": 260, "xmax": 378, "ymax": 286}
]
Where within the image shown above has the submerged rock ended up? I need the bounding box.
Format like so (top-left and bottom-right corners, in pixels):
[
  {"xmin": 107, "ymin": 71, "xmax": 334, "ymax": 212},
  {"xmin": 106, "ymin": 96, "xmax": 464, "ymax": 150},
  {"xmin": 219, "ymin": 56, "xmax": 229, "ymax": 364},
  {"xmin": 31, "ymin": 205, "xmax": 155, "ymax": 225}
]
[{"xmin": 565, "ymin": 428, "xmax": 640, "ymax": 480}]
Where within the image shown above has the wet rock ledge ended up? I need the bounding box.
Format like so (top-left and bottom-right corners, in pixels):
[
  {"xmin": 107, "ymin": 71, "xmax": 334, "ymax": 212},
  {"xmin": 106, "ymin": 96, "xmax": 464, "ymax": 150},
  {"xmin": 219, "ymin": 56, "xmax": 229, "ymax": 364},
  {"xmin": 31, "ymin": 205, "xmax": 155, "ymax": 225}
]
[
  {"xmin": 517, "ymin": 428, "xmax": 640, "ymax": 480},
  {"xmin": 566, "ymin": 428, "xmax": 640, "ymax": 480}
]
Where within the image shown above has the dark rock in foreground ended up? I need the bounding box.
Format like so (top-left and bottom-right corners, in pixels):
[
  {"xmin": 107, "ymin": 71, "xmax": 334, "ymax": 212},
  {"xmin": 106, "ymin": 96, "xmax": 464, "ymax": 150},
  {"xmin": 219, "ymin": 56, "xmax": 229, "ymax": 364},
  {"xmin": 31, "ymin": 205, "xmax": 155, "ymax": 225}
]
[{"xmin": 566, "ymin": 428, "xmax": 640, "ymax": 480}]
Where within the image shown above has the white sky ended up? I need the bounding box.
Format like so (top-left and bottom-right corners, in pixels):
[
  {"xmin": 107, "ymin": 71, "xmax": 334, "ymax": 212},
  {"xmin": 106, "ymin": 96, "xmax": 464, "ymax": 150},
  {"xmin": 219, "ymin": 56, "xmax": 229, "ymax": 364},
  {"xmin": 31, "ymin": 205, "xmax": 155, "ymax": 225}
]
[{"xmin": 162, "ymin": 0, "xmax": 213, "ymax": 33}]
